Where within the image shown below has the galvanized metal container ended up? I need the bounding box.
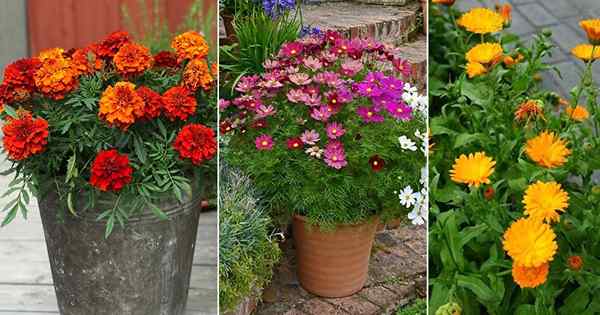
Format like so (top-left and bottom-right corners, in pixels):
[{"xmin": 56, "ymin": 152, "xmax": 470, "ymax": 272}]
[{"xmin": 38, "ymin": 189, "xmax": 202, "ymax": 315}]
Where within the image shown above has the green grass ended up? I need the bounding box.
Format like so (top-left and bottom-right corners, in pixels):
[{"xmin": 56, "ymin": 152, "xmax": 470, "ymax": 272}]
[{"xmin": 396, "ymin": 299, "xmax": 426, "ymax": 315}]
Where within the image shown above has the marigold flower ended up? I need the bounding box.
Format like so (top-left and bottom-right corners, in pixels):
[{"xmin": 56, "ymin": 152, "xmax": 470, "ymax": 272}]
[
  {"xmin": 93, "ymin": 31, "xmax": 131, "ymax": 59},
  {"xmin": 515, "ymin": 100, "xmax": 544, "ymax": 122},
  {"xmin": 512, "ymin": 262, "xmax": 549, "ymax": 288},
  {"xmin": 432, "ymin": 0, "xmax": 455, "ymax": 5},
  {"xmin": 565, "ymin": 105, "xmax": 589, "ymax": 121},
  {"xmin": 503, "ymin": 217, "xmax": 557, "ymax": 267},
  {"xmin": 98, "ymin": 82, "xmax": 145, "ymax": 129},
  {"xmin": 171, "ymin": 31, "xmax": 209, "ymax": 61},
  {"xmin": 568, "ymin": 255, "xmax": 583, "ymax": 271},
  {"xmin": 523, "ymin": 181, "xmax": 568, "ymax": 223},
  {"xmin": 135, "ymin": 86, "xmax": 163, "ymax": 120},
  {"xmin": 89, "ymin": 149, "xmax": 133, "ymax": 192},
  {"xmin": 457, "ymin": 8, "xmax": 504, "ymax": 34},
  {"xmin": 450, "ymin": 152, "xmax": 495, "ymax": 187},
  {"xmin": 466, "ymin": 43, "xmax": 504, "ymax": 64},
  {"xmin": 172, "ymin": 123, "xmax": 216, "ymax": 165},
  {"xmin": 113, "ymin": 42, "xmax": 153, "ymax": 76},
  {"xmin": 70, "ymin": 48, "xmax": 102, "ymax": 75},
  {"xmin": 525, "ymin": 131, "xmax": 571, "ymax": 168},
  {"xmin": 33, "ymin": 50, "xmax": 78, "ymax": 100},
  {"xmin": 3, "ymin": 58, "xmax": 41, "ymax": 92},
  {"xmin": 153, "ymin": 51, "xmax": 179, "ymax": 68},
  {"xmin": 466, "ymin": 62, "xmax": 487, "ymax": 78},
  {"xmin": 580, "ymin": 19, "xmax": 600, "ymax": 45},
  {"xmin": 183, "ymin": 58, "xmax": 213, "ymax": 92},
  {"xmin": 162, "ymin": 86, "xmax": 197, "ymax": 121},
  {"xmin": 1, "ymin": 112, "xmax": 49, "ymax": 161},
  {"xmin": 571, "ymin": 44, "xmax": 600, "ymax": 61}
]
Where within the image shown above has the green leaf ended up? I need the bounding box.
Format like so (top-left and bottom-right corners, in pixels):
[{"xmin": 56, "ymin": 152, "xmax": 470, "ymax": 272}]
[
  {"xmin": 134, "ymin": 136, "xmax": 147, "ymax": 164},
  {"xmin": 66, "ymin": 153, "xmax": 77, "ymax": 182},
  {"xmin": 67, "ymin": 192, "xmax": 77, "ymax": 216},
  {"xmin": 453, "ymin": 133, "xmax": 481, "ymax": 149},
  {"xmin": 147, "ymin": 202, "xmax": 168, "ymax": 220},
  {"xmin": 1, "ymin": 206, "xmax": 18, "ymax": 226},
  {"xmin": 104, "ymin": 215, "xmax": 115, "ymax": 238},
  {"xmin": 456, "ymin": 274, "xmax": 498, "ymax": 303},
  {"xmin": 3, "ymin": 105, "xmax": 18, "ymax": 118}
]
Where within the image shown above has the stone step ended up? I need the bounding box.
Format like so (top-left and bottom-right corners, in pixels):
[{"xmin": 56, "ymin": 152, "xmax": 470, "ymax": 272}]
[{"xmin": 394, "ymin": 35, "xmax": 427, "ymax": 88}]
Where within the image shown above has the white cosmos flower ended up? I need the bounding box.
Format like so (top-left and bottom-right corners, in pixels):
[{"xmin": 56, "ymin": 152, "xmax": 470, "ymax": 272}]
[
  {"xmin": 305, "ymin": 146, "xmax": 324, "ymax": 159},
  {"xmin": 399, "ymin": 135, "xmax": 417, "ymax": 151},
  {"xmin": 398, "ymin": 186, "xmax": 418, "ymax": 208}
]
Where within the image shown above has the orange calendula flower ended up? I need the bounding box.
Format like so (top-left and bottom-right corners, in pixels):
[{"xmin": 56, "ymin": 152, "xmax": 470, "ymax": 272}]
[
  {"xmin": 162, "ymin": 86, "xmax": 197, "ymax": 121},
  {"xmin": 466, "ymin": 62, "xmax": 487, "ymax": 78},
  {"xmin": 432, "ymin": 0, "xmax": 455, "ymax": 5},
  {"xmin": 457, "ymin": 8, "xmax": 504, "ymax": 34},
  {"xmin": 34, "ymin": 49, "xmax": 78, "ymax": 100},
  {"xmin": 450, "ymin": 152, "xmax": 496, "ymax": 187},
  {"xmin": 565, "ymin": 105, "xmax": 589, "ymax": 121},
  {"xmin": 466, "ymin": 43, "xmax": 504, "ymax": 64},
  {"xmin": 2, "ymin": 112, "xmax": 49, "ymax": 161},
  {"xmin": 496, "ymin": 3, "xmax": 512, "ymax": 25},
  {"xmin": 503, "ymin": 217, "xmax": 557, "ymax": 267},
  {"xmin": 98, "ymin": 82, "xmax": 145, "ymax": 129},
  {"xmin": 568, "ymin": 255, "xmax": 583, "ymax": 271},
  {"xmin": 525, "ymin": 131, "xmax": 571, "ymax": 168},
  {"xmin": 171, "ymin": 31, "xmax": 209, "ymax": 61},
  {"xmin": 113, "ymin": 42, "xmax": 153, "ymax": 76},
  {"xmin": 523, "ymin": 181, "xmax": 568, "ymax": 223},
  {"xmin": 571, "ymin": 44, "xmax": 600, "ymax": 61},
  {"xmin": 580, "ymin": 19, "xmax": 600, "ymax": 45},
  {"xmin": 515, "ymin": 100, "xmax": 544, "ymax": 121},
  {"xmin": 512, "ymin": 262, "xmax": 549, "ymax": 289},
  {"xmin": 183, "ymin": 58, "xmax": 213, "ymax": 92}
]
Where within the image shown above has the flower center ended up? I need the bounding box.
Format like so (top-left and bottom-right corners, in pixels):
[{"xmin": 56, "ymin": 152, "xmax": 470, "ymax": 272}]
[
  {"xmin": 261, "ymin": 141, "xmax": 268, "ymax": 146},
  {"xmin": 367, "ymin": 111, "xmax": 373, "ymax": 117},
  {"xmin": 373, "ymin": 161, "xmax": 378, "ymax": 166},
  {"xmin": 332, "ymin": 129, "xmax": 337, "ymax": 134}
]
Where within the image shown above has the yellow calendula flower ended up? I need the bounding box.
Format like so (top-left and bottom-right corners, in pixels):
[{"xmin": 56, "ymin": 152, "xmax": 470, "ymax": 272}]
[
  {"xmin": 450, "ymin": 152, "xmax": 495, "ymax": 187},
  {"xmin": 514, "ymin": 100, "xmax": 544, "ymax": 122},
  {"xmin": 571, "ymin": 44, "xmax": 600, "ymax": 62},
  {"xmin": 457, "ymin": 8, "xmax": 504, "ymax": 34},
  {"xmin": 512, "ymin": 262, "xmax": 549, "ymax": 289},
  {"xmin": 496, "ymin": 3, "xmax": 512, "ymax": 26},
  {"xmin": 466, "ymin": 62, "xmax": 487, "ymax": 78},
  {"xmin": 580, "ymin": 19, "xmax": 600, "ymax": 44},
  {"xmin": 523, "ymin": 181, "xmax": 568, "ymax": 223},
  {"xmin": 503, "ymin": 217, "xmax": 558, "ymax": 267},
  {"xmin": 466, "ymin": 43, "xmax": 504, "ymax": 64},
  {"xmin": 525, "ymin": 131, "xmax": 571, "ymax": 168},
  {"xmin": 565, "ymin": 105, "xmax": 589, "ymax": 121}
]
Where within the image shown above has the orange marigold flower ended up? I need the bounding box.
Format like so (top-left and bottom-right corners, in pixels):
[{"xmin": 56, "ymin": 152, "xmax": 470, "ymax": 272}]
[
  {"xmin": 162, "ymin": 86, "xmax": 197, "ymax": 121},
  {"xmin": 93, "ymin": 30, "xmax": 131, "ymax": 59},
  {"xmin": 153, "ymin": 51, "xmax": 179, "ymax": 68},
  {"xmin": 89, "ymin": 149, "xmax": 133, "ymax": 192},
  {"xmin": 2, "ymin": 112, "xmax": 49, "ymax": 161},
  {"xmin": 98, "ymin": 82, "xmax": 145, "ymax": 129},
  {"xmin": 69, "ymin": 48, "xmax": 102, "ymax": 76},
  {"xmin": 571, "ymin": 44, "xmax": 600, "ymax": 62},
  {"xmin": 33, "ymin": 50, "xmax": 78, "ymax": 100},
  {"xmin": 568, "ymin": 255, "xmax": 583, "ymax": 271},
  {"xmin": 525, "ymin": 131, "xmax": 571, "ymax": 168},
  {"xmin": 432, "ymin": 0, "xmax": 455, "ymax": 5},
  {"xmin": 135, "ymin": 86, "xmax": 163, "ymax": 120},
  {"xmin": 3, "ymin": 58, "xmax": 41, "ymax": 93},
  {"xmin": 113, "ymin": 42, "xmax": 153, "ymax": 76},
  {"xmin": 457, "ymin": 8, "xmax": 504, "ymax": 34},
  {"xmin": 466, "ymin": 62, "xmax": 487, "ymax": 78},
  {"xmin": 512, "ymin": 262, "xmax": 549, "ymax": 289},
  {"xmin": 173, "ymin": 123, "xmax": 217, "ymax": 165},
  {"xmin": 496, "ymin": 3, "xmax": 512, "ymax": 25},
  {"xmin": 183, "ymin": 58, "xmax": 213, "ymax": 92},
  {"xmin": 171, "ymin": 31, "xmax": 209, "ymax": 61},
  {"xmin": 580, "ymin": 19, "xmax": 600, "ymax": 45},
  {"xmin": 210, "ymin": 63, "xmax": 218, "ymax": 77},
  {"xmin": 515, "ymin": 100, "xmax": 544, "ymax": 122},
  {"xmin": 565, "ymin": 105, "xmax": 589, "ymax": 121}
]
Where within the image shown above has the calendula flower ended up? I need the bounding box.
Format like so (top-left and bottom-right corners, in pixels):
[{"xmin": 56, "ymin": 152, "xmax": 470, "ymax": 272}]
[
  {"xmin": 34, "ymin": 49, "xmax": 78, "ymax": 100},
  {"xmin": 525, "ymin": 131, "xmax": 571, "ymax": 168},
  {"xmin": 183, "ymin": 58, "xmax": 213, "ymax": 92},
  {"xmin": 171, "ymin": 31, "xmax": 209, "ymax": 61},
  {"xmin": 515, "ymin": 100, "xmax": 544, "ymax": 121},
  {"xmin": 565, "ymin": 105, "xmax": 589, "ymax": 121},
  {"xmin": 89, "ymin": 149, "xmax": 133, "ymax": 192},
  {"xmin": 496, "ymin": 3, "xmax": 512, "ymax": 25},
  {"xmin": 162, "ymin": 86, "xmax": 197, "ymax": 121},
  {"xmin": 172, "ymin": 124, "xmax": 216, "ymax": 165},
  {"xmin": 512, "ymin": 262, "xmax": 549, "ymax": 289},
  {"xmin": 432, "ymin": 0, "xmax": 455, "ymax": 6},
  {"xmin": 457, "ymin": 8, "xmax": 504, "ymax": 34},
  {"xmin": 466, "ymin": 62, "xmax": 487, "ymax": 78},
  {"xmin": 450, "ymin": 152, "xmax": 495, "ymax": 187},
  {"xmin": 580, "ymin": 19, "xmax": 600, "ymax": 45},
  {"xmin": 503, "ymin": 217, "xmax": 557, "ymax": 267},
  {"xmin": 2, "ymin": 112, "xmax": 49, "ymax": 161},
  {"xmin": 523, "ymin": 181, "xmax": 569, "ymax": 223},
  {"xmin": 113, "ymin": 42, "xmax": 153, "ymax": 76},
  {"xmin": 568, "ymin": 255, "xmax": 583, "ymax": 271},
  {"xmin": 98, "ymin": 82, "xmax": 145, "ymax": 129},
  {"xmin": 571, "ymin": 44, "xmax": 600, "ymax": 61},
  {"xmin": 466, "ymin": 43, "xmax": 504, "ymax": 64}
]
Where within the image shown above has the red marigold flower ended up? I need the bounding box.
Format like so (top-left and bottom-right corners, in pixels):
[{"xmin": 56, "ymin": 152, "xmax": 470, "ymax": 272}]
[
  {"xmin": 93, "ymin": 31, "xmax": 131, "ymax": 59},
  {"xmin": 568, "ymin": 255, "xmax": 583, "ymax": 271},
  {"xmin": 89, "ymin": 149, "xmax": 133, "ymax": 192},
  {"xmin": 287, "ymin": 137, "xmax": 303, "ymax": 150},
  {"xmin": 162, "ymin": 86, "xmax": 197, "ymax": 121},
  {"xmin": 153, "ymin": 51, "xmax": 179, "ymax": 68},
  {"xmin": 369, "ymin": 155, "xmax": 385, "ymax": 172},
  {"xmin": 3, "ymin": 58, "xmax": 41, "ymax": 92},
  {"xmin": 173, "ymin": 124, "xmax": 216, "ymax": 165},
  {"xmin": 2, "ymin": 112, "xmax": 49, "ymax": 161},
  {"xmin": 113, "ymin": 42, "xmax": 153, "ymax": 76},
  {"xmin": 136, "ymin": 86, "xmax": 163, "ymax": 120}
]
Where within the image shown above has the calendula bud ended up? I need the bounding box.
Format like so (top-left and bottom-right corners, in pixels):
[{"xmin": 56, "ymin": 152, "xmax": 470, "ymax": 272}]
[{"xmin": 436, "ymin": 302, "xmax": 462, "ymax": 315}]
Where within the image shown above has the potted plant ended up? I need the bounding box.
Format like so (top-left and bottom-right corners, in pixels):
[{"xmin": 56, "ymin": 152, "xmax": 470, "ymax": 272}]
[
  {"xmin": 221, "ymin": 31, "xmax": 426, "ymax": 297},
  {"xmin": 0, "ymin": 30, "xmax": 217, "ymax": 314}
]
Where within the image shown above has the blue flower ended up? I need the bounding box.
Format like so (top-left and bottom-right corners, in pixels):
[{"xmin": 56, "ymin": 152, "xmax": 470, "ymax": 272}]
[
  {"xmin": 300, "ymin": 25, "xmax": 322, "ymax": 37},
  {"xmin": 263, "ymin": 0, "xmax": 296, "ymax": 17}
]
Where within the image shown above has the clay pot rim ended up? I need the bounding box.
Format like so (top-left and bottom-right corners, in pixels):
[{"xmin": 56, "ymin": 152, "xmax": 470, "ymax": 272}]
[{"xmin": 293, "ymin": 214, "xmax": 380, "ymax": 228}]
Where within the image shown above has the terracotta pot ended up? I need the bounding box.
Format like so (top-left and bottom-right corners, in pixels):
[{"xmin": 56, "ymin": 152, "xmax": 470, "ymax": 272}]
[{"xmin": 292, "ymin": 215, "xmax": 379, "ymax": 298}]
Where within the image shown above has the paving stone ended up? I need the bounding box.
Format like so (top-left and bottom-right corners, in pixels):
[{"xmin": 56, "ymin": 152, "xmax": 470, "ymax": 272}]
[
  {"xmin": 358, "ymin": 285, "xmax": 399, "ymax": 308},
  {"xmin": 326, "ymin": 295, "xmax": 381, "ymax": 315},
  {"xmin": 548, "ymin": 23, "xmax": 587, "ymax": 55},
  {"xmin": 510, "ymin": 8, "xmax": 535, "ymax": 36},
  {"xmin": 283, "ymin": 308, "xmax": 308, "ymax": 315},
  {"xmin": 552, "ymin": 60, "xmax": 584, "ymax": 95},
  {"xmin": 299, "ymin": 299, "xmax": 347, "ymax": 315},
  {"xmin": 517, "ymin": 3, "xmax": 558, "ymax": 27},
  {"xmin": 537, "ymin": 0, "xmax": 580, "ymax": 18}
]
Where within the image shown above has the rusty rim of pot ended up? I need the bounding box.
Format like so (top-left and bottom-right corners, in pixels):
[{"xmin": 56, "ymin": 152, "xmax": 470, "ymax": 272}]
[{"xmin": 293, "ymin": 214, "xmax": 380, "ymax": 229}]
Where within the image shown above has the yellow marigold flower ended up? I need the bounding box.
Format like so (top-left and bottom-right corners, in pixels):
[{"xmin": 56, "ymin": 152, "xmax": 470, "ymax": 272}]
[
  {"xmin": 580, "ymin": 19, "xmax": 600, "ymax": 45},
  {"xmin": 450, "ymin": 152, "xmax": 495, "ymax": 187},
  {"xmin": 113, "ymin": 42, "xmax": 153, "ymax": 76},
  {"xmin": 512, "ymin": 262, "xmax": 549, "ymax": 289},
  {"xmin": 571, "ymin": 44, "xmax": 600, "ymax": 61},
  {"xmin": 503, "ymin": 217, "xmax": 557, "ymax": 267},
  {"xmin": 466, "ymin": 43, "xmax": 504, "ymax": 64},
  {"xmin": 432, "ymin": 0, "xmax": 455, "ymax": 5},
  {"xmin": 523, "ymin": 181, "xmax": 568, "ymax": 223},
  {"xmin": 466, "ymin": 62, "xmax": 487, "ymax": 78},
  {"xmin": 33, "ymin": 50, "xmax": 78, "ymax": 100},
  {"xmin": 457, "ymin": 8, "xmax": 504, "ymax": 34},
  {"xmin": 171, "ymin": 31, "xmax": 209, "ymax": 61},
  {"xmin": 183, "ymin": 58, "xmax": 213, "ymax": 92},
  {"xmin": 514, "ymin": 100, "xmax": 544, "ymax": 122},
  {"xmin": 98, "ymin": 82, "xmax": 145, "ymax": 130},
  {"xmin": 565, "ymin": 105, "xmax": 589, "ymax": 121},
  {"xmin": 525, "ymin": 131, "xmax": 570, "ymax": 168}
]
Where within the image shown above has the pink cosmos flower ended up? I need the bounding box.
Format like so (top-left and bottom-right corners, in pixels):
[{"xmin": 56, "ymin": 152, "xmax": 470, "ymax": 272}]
[
  {"xmin": 303, "ymin": 56, "xmax": 323, "ymax": 71},
  {"xmin": 235, "ymin": 75, "xmax": 260, "ymax": 93},
  {"xmin": 287, "ymin": 89, "xmax": 307, "ymax": 103},
  {"xmin": 364, "ymin": 38, "xmax": 383, "ymax": 52},
  {"xmin": 219, "ymin": 99, "xmax": 231, "ymax": 111},
  {"xmin": 255, "ymin": 135, "xmax": 274, "ymax": 150},
  {"xmin": 285, "ymin": 66, "xmax": 299, "ymax": 75},
  {"xmin": 326, "ymin": 122, "xmax": 346, "ymax": 139},
  {"xmin": 393, "ymin": 58, "xmax": 412, "ymax": 78},
  {"xmin": 357, "ymin": 106, "xmax": 385, "ymax": 123},
  {"xmin": 301, "ymin": 93, "xmax": 322, "ymax": 107},
  {"xmin": 313, "ymin": 71, "xmax": 340, "ymax": 87},
  {"xmin": 280, "ymin": 41, "xmax": 303, "ymax": 58},
  {"xmin": 347, "ymin": 39, "xmax": 365, "ymax": 59},
  {"xmin": 321, "ymin": 51, "xmax": 338, "ymax": 63},
  {"xmin": 260, "ymin": 73, "xmax": 283, "ymax": 89},
  {"xmin": 324, "ymin": 141, "xmax": 347, "ymax": 169},
  {"xmin": 337, "ymin": 87, "xmax": 354, "ymax": 103},
  {"xmin": 324, "ymin": 30, "xmax": 342, "ymax": 44},
  {"xmin": 256, "ymin": 104, "xmax": 277, "ymax": 118},
  {"xmin": 356, "ymin": 82, "xmax": 383, "ymax": 98},
  {"xmin": 263, "ymin": 59, "xmax": 280, "ymax": 70},
  {"xmin": 340, "ymin": 59, "xmax": 364, "ymax": 77},
  {"xmin": 386, "ymin": 102, "xmax": 413, "ymax": 121},
  {"xmin": 310, "ymin": 106, "xmax": 332, "ymax": 121},
  {"xmin": 300, "ymin": 129, "xmax": 320, "ymax": 145},
  {"xmin": 289, "ymin": 73, "xmax": 312, "ymax": 85}
]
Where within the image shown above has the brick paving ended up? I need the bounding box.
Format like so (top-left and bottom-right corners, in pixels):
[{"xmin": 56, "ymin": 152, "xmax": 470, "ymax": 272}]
[
  {"xmin": 457, "ymin": 0, "xmax": 600, "ymax": 97},
  {"xmin": 253, "ymin": 225, "xmax": 427, "ymax": 315}
]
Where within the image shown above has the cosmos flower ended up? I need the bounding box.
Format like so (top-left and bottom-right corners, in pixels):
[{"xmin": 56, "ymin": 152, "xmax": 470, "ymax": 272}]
[
  {"xmin": 323, "ymin": 141, "xmax": 347, "ymax": 169},
  {"xmin": 326, "ymin": 122, "xmax": 346, "ymax": 139},
  {"xmin": 398, "ymin": 135, "xmax": 417, "ymax": 151},
  {"xmin": 310, "ymin": 106, "xmax": 332, "ymax": 121},
  {"xmin": 357, "ymin": 106, "xmax": 384, "ymax": 123},
  {"xmin": 255, "ymin": 134, "xmax": 274, "ymax": 150},
  {"xmin": 286, "ymin": 137, "xmax": 303, "ymax": 150},
  {"xmin": 300, "ymin": 130, "xmax": 321, "ymax": 145},
  {"xmin": 386, "ymin": 102, "xmax": 413, "ymax": 121},
  {"xmin": 289, "ymin": 73, "xmax": 312, "ymax": 85},
  {"xmin": 368, "ymin": 155, "xmax": 385, "ymax": 172}
]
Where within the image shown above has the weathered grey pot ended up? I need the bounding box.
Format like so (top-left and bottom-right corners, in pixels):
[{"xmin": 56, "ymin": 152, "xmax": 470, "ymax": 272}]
[{"xmin": 38, "ymin": 190, "xmax": 201, "ymax": 315}]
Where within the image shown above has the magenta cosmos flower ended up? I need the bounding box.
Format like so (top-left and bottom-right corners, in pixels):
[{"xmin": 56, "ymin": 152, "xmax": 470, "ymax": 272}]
[
  {"xmin": 256, "ymin": 104, "xmax": 277, "ymax": 118},
  {"xmin": 356, "ymin": 81, "xmax": 383, "ymax": 98},
  {"xmin": 255, "ymin": 135, "xmax": 274, "ymax": 150},
  {"xmin": 287, "ymin": 89, "xmax": 307, "ymax": 103},
  {"xmin": 300, "ymin": 129, "xmax": 320, "ymax": 145},
  {"xmin": 393, "ymin": 58, "xmax": 411, "ymax": 78},
  {"xmin": 341, "ymin": 59, "xmax": 364, "ymax": 77},
  {"xmin": 310, "ymin": 106, "xmax": 332, "ymax": 122},
  {"xmin": 324, "ymin": 141, "xmax": 348, "ymax": 169},
  {"xmin": 386, "ymin": 102, "xmax": 413, "ymax": 121},
  {"xmin": 326, "ymin": 122, "xmax": 346, "ymax": 139},
  {"xmin": 235, "ymin": 75, "xmax": 260, "ymax": 93},
  {"xmin": 280, "ymin": 41, "xmax": 303, "ymax": 58},
  {"xmin": 357, "ymin": 106, "xmax": 385, "ymax": 123}
]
